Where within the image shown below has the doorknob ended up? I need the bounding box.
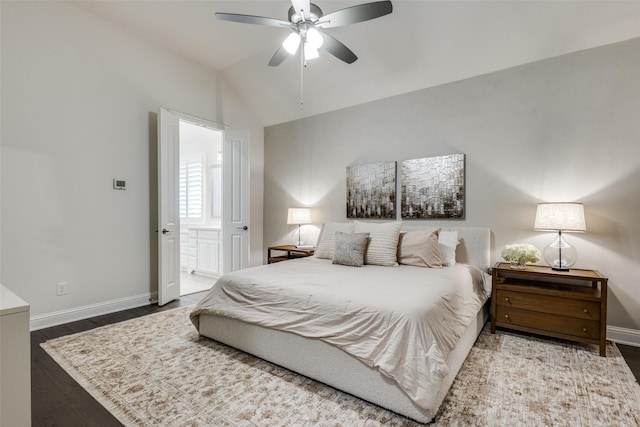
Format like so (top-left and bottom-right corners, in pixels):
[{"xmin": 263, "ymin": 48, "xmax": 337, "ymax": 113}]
[
  {"xmin": 236, "ymin": 226, "xmax": 248, "ymax": 231},
  {"xmin": 162, "ymin": 228, "xmax": 170, "ymax": 234}
]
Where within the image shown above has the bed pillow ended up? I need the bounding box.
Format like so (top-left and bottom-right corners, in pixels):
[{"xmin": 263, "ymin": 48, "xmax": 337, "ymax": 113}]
[
  {"xmin": 332, "ymin": 232, "xmax": 370, "ymax": 267},
  {"xmin": 314, "ymin": 222, "xmax": 355, "ymax": 259},
  {"xmin": 398, "ymin": 228, "xmax": 443, "ymax": 268},
  {"xmin": 354, "ymin": 221, "xmax": 402, "ymax": 266},
  {"xmin": 439, "ymin": 230, "xmax": 459, "ymax": 266}
]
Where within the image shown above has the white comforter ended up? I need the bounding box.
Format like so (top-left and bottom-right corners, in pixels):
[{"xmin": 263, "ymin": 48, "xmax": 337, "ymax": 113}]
[{"xmin": 190, "ymin": 257, "xmax": 490, "ymax": 410}]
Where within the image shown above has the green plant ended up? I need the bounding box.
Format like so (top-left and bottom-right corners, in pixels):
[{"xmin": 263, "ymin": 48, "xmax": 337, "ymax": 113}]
[{"xmin": 501, "ymin": 243, "xmax": 541, "ymax": 264}]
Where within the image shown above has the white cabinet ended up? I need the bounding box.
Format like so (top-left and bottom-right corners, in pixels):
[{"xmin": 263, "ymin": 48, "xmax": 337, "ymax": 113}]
[
  {"xmin": 180, "ymin": 230, "xmax": 188, "ymax": 271},
  {"xmin": 1, "ymin": 285, "xmax": 31, "ymax": 427},
  {"xmin": 187, "ymin": 229, "xmax": 199, "ymax": 273},
  {"xmin": 184, "ymin": 228, "xmax": 221, "ymax": 277},
  {"xmin": 197, "ymin": 230, "xmax": 220, "ymax": 275}
]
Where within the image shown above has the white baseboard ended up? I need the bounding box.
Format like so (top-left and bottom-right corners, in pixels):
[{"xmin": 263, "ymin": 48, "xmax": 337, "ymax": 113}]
[
  {"xmin": 607, "ymin": 325, "xmax": 640, "ymax": 347},
  {"xmin": 30, "ymin": 293, "xmax": 155, "ymax": 331}
]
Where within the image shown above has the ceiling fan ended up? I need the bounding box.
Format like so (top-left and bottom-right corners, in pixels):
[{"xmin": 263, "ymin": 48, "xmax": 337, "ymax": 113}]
[{"xmin": 215, "ymin": 0, "xmax": 393, "ymax": 66}]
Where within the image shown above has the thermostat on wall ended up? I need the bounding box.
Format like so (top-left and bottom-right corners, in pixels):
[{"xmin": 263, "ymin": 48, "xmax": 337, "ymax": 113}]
[{"xmin": 113, "ymin": 178, "xmax": 126, "ymax": 190}]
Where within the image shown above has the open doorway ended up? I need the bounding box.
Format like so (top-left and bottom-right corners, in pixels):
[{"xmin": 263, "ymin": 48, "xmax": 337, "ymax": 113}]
[
  {"xmin": 158, "ymin": 108, "xmax": 249, "ymax": 305},
  {"xmin": 178, "ymin": 120, "xmax": 222, "ymax": 296}
]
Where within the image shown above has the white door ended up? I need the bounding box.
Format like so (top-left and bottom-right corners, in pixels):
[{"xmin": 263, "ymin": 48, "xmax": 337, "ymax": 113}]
[
  {"xmin": 157, "ymin": 108, "xmax": 180, "ymax": 305},
  {"xmin": 222, "ymin": 130, "xmax": 250, "ymax": 273}
]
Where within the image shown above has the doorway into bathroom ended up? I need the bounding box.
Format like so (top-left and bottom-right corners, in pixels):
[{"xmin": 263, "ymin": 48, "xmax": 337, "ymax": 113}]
[
  {"xmin": 158, "ymin": 108, "xmax": 250, "ymax": 305},
  {"xmin": 178, "ymin": 121, "xmax": 223, "ymax": 296}
]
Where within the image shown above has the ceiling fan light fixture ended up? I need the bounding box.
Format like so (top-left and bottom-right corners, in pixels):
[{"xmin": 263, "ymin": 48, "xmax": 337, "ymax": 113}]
[
  {"xmin": 306, "ymin": 27, "xmax": 323, "ymax": 49},
  {"xmin": 283, "ymin": 32, "xmax": 301, "ymax": 54},
  {"xmin": 304, "ymin": 42, "xmax": 319, "ymax": 60},
  {"xmin": 216, "ymin": 0, "xmax": 393, "ymax": 104}
]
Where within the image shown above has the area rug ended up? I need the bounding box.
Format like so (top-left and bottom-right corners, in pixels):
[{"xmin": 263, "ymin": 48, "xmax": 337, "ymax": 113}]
[{"xmin": 42, "ymin": 306, "xmax": 640, "ymax": 426}]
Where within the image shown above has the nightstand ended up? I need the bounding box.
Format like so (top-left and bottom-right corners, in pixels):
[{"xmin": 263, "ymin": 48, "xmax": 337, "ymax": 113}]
[
  {"xmin": 267, "ymin": 245, "xmax": 315, "ymax": 264},
  {"xmin": 491, "ymin": 262, "xmax": 608, "ymax": 356}
]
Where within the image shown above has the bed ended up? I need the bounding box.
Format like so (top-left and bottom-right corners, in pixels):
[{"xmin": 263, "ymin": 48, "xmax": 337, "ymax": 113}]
[{"xmin": 190, "ymin": 225, "xmax": 491, "ymax": 423}]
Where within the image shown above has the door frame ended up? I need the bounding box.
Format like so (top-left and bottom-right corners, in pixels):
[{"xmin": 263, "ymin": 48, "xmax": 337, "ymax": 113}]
[{"xmin": 158, "ymin": 108, "xmax": 250, "ymax": 305}]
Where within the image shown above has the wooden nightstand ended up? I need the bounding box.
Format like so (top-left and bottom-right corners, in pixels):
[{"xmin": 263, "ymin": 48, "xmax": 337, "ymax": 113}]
[
  {"xmin": 491, "ymin": 262, "xmax": 608, "ymax": 356},
  {"xmin": 267, "ymin": 245, "xmax": 315, "ymax": 264}
]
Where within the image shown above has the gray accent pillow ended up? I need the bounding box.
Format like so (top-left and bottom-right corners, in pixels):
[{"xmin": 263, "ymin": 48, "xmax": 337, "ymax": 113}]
[{"xmin": 332, "ymin": 232, "xmax": 370, "ymax": 267}]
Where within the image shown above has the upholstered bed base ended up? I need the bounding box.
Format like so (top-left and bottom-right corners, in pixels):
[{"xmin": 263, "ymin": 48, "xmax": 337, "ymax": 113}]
[
  {"xmin": 197, "ymin": 227, "xmax": 491, "ymax": 423},
  {"xmin": 199, "ymin": 302, "xmax": 488, "ymax": 423}
]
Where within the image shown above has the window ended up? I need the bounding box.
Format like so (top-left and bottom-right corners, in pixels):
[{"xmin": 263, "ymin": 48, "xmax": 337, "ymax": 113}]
[{"xmin": 179, "ymin": 154, "xmax": 204, "ymax": 220}]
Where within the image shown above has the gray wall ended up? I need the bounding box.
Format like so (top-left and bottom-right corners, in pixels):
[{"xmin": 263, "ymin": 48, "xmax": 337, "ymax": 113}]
[{"xmin": 265, "ymin": 37, "xmax": 640, "ymax": 335}]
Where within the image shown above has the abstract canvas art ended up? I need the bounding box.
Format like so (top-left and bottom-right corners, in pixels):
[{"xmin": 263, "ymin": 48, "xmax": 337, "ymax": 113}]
[
  {"xmin": 346, "ymin": 162, "xmax": 396, "ymax": 219},
  {"xmin": 401, "ymin": 154, "xmax": 465, "ymax": 219}
]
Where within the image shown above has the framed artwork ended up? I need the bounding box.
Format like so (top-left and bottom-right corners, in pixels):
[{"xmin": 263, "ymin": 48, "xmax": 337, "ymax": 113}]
[
  {"xmin": 401, "ymin": 154, "xmax": 465, "ymax": 219},
  {"xmin": 346, "ymin": 162, "xmax": 396, "ymax": 219}
]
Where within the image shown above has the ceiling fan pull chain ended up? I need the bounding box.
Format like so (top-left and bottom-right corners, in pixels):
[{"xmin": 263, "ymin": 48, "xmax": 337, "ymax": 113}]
[{"xmin": 300, "ymin": 42, "xmax": 305, "ymax": 107}]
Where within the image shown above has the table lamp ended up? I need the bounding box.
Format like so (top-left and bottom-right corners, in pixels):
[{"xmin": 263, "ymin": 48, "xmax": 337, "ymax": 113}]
[
  {"xmin": 287, "ymin": 208, "xmax": 312, "ymax": 248},
  {"xmin": 534, "ymin": 202, "xmax": 586, "ymax": 271}
]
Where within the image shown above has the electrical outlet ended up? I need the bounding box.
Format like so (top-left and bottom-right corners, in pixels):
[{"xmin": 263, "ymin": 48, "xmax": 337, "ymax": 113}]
[{"xmin": 56, "ymin": 282, "xmax": 68, "ymax": 296}]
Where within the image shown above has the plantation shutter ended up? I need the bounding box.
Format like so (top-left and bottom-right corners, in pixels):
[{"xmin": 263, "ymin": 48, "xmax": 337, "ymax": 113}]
[{"xmin": 178, "ymin": 155, "xmax": 204, "ymax": 220}]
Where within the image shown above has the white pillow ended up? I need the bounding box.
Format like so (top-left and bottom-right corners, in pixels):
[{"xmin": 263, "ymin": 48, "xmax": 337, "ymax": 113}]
[
  {"xmin": 438, "ymin": 230, "xmax": 459, "ymax": 267},
  {"xmin": 314, "ymin": 222, "xmax": 355, "ymax": 259},
  {"xmin": 354, "ymin": 221, "xmax": 402, "ymax": 266}
]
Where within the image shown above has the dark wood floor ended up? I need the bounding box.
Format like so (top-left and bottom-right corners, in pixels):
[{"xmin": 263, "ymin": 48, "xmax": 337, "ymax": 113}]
[
  {"xmin": 31, "ymin": 291, "xmax": 205, "ymax": 427},
  {"xmin": 31, "ymin": 294, "xmax": 640, "ymax": 427},
  {"xmin": 621, "ymin": 343, "xmax": 640, "ymax": 381}
]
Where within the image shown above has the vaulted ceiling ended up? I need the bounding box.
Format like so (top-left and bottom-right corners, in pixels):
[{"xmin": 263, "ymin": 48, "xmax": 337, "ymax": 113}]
[{"xmin": 71, "ymin": 1, "xmax": 640, "ymax": 126}]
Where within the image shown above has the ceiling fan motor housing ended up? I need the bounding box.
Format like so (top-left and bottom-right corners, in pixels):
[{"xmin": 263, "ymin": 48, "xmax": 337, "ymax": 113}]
[{"xmin": 288, "ymin": 3, "xmax": 323, "ymax": 24}]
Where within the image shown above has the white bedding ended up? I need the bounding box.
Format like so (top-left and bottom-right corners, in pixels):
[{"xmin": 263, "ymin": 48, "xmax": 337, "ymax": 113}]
[{"xmin": 190, "ymin": 257, "xmax": 490, "ymax": 410}]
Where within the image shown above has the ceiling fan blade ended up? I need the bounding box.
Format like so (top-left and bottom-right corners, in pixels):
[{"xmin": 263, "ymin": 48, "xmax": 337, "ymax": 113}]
[
  {"xmin": 268, "ymin": 46, "xmax": 290, "ymax": 67},
  {"xmin": 290, "ymin": 0, "xmax": 311, "ymax": 18},
  {"xmin": 215, "ymin": 12, "xmax": 291, "ymax": 27},
  {"xmin": 321, "ymin": 33, "xmax": 358, "ymax": 64},
  {"xmin": 318, "ymin": 0, "xmax": 392, "ymax": 29}
]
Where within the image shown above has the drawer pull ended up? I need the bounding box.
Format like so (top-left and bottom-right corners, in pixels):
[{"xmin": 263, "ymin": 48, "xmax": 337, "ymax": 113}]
[
  {"xmin": 582, "ymin": 328, "xmax": 587, "ymax": 332},
  {"xmin": 504, "ymin": 314, "xmax": 509, "ymax": 319},
  {"xmin": 505, "ymin": 297, "xmax": 510, "ymax": 302},
  {"xmin": 583, "ymin": 308, "xmax": 588, "ymax": 313}
]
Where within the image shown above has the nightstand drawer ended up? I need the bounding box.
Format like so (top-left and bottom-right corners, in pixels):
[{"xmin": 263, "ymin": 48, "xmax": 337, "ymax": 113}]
[
  {"xmin": 496, "ymin": 306, "xmax": 600, "ymax": 340},
  {"xmin": 496, "ymin": 289, "xmax": 600, "ymax": 320}
]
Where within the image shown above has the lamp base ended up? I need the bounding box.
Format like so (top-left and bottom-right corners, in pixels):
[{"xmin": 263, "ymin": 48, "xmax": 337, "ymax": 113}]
[
  {"xmin": 291, "ymin": 226, "xmax": 306, "ymax": 247},
  {"xmin": 543, "ymin": 230, "xmax": 578, "ymax": 271}
]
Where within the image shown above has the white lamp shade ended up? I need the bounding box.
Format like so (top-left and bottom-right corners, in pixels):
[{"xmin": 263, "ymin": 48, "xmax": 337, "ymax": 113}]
[
  {"xmin": 283, "ymin": 32, "xmax": 301, "ymax": 54},
  {"xmin": 306, "ymin": 28, "xmax": 324, "ymax": 49},
  {"xmin": 287, "ymin": 208, "xmax": 311, "ymax": 225},
  {"xmin": 534, "ymin": 203, "xmax": 586, "ymax": 232},
  {"xmin": 304, "ymin": 42, "xmax": 319, "ymax": 60}
]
